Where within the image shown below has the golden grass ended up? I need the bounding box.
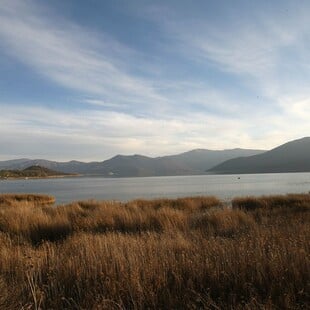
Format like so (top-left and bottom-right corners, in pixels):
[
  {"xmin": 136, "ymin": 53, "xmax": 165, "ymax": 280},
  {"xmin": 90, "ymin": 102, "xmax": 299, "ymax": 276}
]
[
  {"xmin": 0, "ymin": 194, "xmax": 309, "ymax": 309},
  {"xmin": 232, "ymin": 193, "xmax": 310, "ymax": 211},
  {"xmin": 0, "ymin": 194, "xmax": 55, "ymax": 207}
]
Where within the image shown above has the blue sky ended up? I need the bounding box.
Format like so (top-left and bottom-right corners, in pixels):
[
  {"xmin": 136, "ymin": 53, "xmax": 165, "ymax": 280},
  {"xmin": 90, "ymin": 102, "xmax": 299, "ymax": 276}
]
[{"xmin": 0, "ymin": 0, "xmax": 309, "ymax": 161}]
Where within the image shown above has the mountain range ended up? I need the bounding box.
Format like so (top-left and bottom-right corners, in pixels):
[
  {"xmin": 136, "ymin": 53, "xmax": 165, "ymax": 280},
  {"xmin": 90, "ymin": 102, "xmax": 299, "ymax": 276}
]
[
  {"xmin": 0, "ymin": 149, "xmax": 264, "ymax": 177},
  {"xmin": 0, "ymin": 137, "xmax": 309, "ymax": 177}
]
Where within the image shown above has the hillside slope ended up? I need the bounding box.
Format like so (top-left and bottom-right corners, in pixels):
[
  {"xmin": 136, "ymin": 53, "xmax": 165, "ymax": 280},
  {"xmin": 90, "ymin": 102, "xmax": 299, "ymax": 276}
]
[{"xmin": 208, "ymin": 137, "xmax": 310, "ymax": 174}]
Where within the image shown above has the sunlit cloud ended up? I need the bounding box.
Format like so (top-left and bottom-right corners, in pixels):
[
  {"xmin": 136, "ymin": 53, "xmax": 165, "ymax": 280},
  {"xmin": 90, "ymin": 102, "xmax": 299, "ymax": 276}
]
[{"xmin": 0, "ymin": 103, "xmax": 257, "ymax": 160}]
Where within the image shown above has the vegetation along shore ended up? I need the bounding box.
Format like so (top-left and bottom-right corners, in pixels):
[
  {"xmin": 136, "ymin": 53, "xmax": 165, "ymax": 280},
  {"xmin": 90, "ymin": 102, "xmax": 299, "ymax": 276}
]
[
  {"xmin": 0, "ymin": 193, "xmax": 308, "ymax": 309},
  {"xmin": 0, "ymin": 166, "xmax": 79, "ymax": 180}
]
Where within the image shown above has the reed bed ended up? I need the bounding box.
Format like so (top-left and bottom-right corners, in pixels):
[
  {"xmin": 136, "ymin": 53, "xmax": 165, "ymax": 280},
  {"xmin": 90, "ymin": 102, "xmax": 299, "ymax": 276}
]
[
  {"xmin": 0, "ymin": 194, "xmax": 308, "ymax": 309},
  {"xmin": 0, "ymin": 194, "xmax": 55, "ymax": 207},
  {"xmin": 232, "ymin": 193, "xmax": 310, "ymax": 211}
]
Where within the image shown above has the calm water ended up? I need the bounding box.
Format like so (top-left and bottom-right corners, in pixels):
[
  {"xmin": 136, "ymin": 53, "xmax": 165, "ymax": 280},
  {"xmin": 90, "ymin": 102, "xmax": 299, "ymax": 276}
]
[{"xmin": 0, "ymin": 173, "xmax": 310, "ymax": 204}]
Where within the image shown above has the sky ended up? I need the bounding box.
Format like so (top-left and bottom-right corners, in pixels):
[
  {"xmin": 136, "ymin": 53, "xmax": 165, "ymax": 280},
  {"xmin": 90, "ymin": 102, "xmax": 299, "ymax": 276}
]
[{"xmin": 0, "ymin": 0, "xmax": 309, "ymax": 161}]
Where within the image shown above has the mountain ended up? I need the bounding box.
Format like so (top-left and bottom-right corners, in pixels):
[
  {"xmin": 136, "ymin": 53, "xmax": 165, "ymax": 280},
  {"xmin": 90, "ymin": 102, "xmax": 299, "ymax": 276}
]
[
  {"xmin": 0, "ymin": 165, "xmax": 74, "ymax": 179},
  {"xmin": 0, "ymin": 148, "xmax": 265, "ymax": 177},
  {"xmin": 94, "ymin": 154, "xmax": 193, "ymax": 177},
  {"xmin": 162, "ymin": 149, "xmax": 265, "ymax": 173},
  {"xmin": 208, "ymin": 137, "xmax": 310, "ymax": 174}
]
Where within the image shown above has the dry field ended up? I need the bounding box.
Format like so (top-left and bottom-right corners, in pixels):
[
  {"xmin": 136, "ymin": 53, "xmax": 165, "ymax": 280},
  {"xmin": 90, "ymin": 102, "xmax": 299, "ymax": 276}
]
[{"xmin": 0, "ymin": 193, "xmax": 309, "ymax": 309}]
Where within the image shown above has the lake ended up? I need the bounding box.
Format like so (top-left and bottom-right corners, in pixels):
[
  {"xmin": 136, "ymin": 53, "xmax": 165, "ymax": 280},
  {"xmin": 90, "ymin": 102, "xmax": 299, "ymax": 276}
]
[{"xmin": 0, "ymin": 173, "xmax": 310, "ymax": 204}]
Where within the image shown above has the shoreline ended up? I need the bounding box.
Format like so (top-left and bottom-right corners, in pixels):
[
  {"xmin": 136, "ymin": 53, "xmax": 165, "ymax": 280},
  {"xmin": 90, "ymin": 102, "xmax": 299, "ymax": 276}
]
[{"xmin": 0, "ymin": 174, "xmax": 80, "ymax": 180}]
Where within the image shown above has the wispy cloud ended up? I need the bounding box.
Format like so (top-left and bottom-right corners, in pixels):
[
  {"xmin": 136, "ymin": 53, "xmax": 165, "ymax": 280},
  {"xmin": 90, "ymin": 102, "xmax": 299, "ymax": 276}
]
[
  {"xmin": 0, "ymin": 0, "xmax": 168, "ymax": 115},
  {"xmin": 0, "ymin": 0, "xmax": 262, "ymax": 119},
  {"xmin": 143, "ymin": 1, "xmax": 310, "ymax": 100},
  {"xmin": 140, "ymin": 1, "xmax": 310, "ymax": 135},
  {"xmin": 83, "ymin": 99, "xmax": 125, "ymax": 109},
  {"xmin": 147, "ymin": 2, "xmax": 309, "ymax": 78}
]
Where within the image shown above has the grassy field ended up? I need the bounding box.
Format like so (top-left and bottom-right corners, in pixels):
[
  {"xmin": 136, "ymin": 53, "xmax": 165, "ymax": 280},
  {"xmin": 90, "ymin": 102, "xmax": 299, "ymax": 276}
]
[{"xmin": 0, "ymin": 193, "xmax": 309, "ymax": 309}]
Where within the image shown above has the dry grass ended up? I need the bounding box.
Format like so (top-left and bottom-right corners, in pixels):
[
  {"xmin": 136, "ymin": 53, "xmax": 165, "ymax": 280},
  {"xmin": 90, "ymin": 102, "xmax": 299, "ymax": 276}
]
[
  {"xmin": 0, "ymin": 194, "xmax": 309, "ymax": 309},
  {"xmin": 0, "ymin": 194, "xmax": 55, "ymax": 207},
  {"xmin": 232, "ymin": 193, "xmax": 310, "ymax": 211}
]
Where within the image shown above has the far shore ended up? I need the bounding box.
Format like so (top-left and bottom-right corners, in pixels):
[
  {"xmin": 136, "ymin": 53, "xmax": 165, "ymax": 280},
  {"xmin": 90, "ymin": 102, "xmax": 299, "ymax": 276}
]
[{"xmin": 0, "ymin": 174, "xmax": 80, "ymax": 180}]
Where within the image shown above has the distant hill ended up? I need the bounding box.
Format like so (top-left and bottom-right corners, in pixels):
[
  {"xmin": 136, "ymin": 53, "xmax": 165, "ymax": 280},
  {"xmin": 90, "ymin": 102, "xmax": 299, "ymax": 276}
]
[
  {"xmin": 0, "ymin": 166, "xmax": 74, "ymax": 179},
  {"xmin": 208, "ymin": 137, "xmax": 310, "ymax": 174},
  {"xmin": 162, "ymin": 149, "xmax": 265, "ymax": 173},
  {"xmin": 0, "ymin": 148, "xmax": 265, "ymax": 177},
  {"xmin": 0, "ymin": 159, "xmax": 91, "ymax": 174}
]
